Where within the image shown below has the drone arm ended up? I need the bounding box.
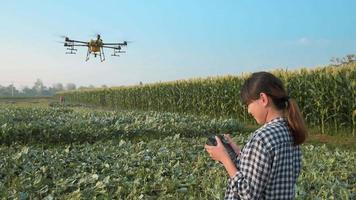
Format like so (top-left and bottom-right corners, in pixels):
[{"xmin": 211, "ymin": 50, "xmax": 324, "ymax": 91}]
[
  {"xmin": 103, "ymin": 42, "xmax": 127, "ymax": 46},
  {"xmin": 64, "ymin": 43, "xmax": 88, "ymax": 47},
  {"xmin": 101, "ymin": 46, "xmax": 119, "ymax": 49},
  {"xmin": 69, "ymin": 44, "xmax": 89, "ymax": 47},
  {"xmin": 66, "ymin": 39, "xmax": 89, "ymax": 44}
]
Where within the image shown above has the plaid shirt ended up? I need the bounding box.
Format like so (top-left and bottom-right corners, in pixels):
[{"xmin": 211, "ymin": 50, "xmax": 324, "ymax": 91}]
[{"xmin": 225, "ymin": 117, "xmax": 302, "ymax": 200}]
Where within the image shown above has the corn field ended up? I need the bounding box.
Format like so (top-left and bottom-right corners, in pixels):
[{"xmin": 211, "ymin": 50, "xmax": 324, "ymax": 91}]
[{"xmin": 57, "ymin": 63, "xmax": 356, "ymax": 135}]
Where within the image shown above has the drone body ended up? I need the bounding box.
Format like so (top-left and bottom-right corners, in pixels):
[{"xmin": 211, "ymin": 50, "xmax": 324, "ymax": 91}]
[{"xmin": 63, "ymin": 34, "xmax": 127, "ymax": 62}]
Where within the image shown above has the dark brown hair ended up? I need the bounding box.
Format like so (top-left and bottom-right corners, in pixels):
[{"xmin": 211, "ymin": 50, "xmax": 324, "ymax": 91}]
[{"xmin": 240, "ymin": 71, "xmax": 307, "ymax": 145}]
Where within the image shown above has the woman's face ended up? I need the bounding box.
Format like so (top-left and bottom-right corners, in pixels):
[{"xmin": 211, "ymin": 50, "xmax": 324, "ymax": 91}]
[{"xmin": 247, "ymin": 94, "xmax": 268, "ymax": 125}]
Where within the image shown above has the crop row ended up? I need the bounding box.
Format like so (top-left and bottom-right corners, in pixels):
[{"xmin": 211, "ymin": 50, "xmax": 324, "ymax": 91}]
[{"xmin": 0, "ymin": 105, "xmax": 241, "ymax": 145}]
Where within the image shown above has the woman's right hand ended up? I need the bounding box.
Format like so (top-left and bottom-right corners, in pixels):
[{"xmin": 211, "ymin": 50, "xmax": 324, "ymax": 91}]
[{"xmin": 224, "ymin": 134, "xmax": 241, "ymax": 155}]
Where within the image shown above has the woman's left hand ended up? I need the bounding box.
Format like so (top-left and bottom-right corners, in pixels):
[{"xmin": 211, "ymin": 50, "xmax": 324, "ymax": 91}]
[{"xmin": 205, "ymin": 136, "xmax": 230, "ymax": 163}]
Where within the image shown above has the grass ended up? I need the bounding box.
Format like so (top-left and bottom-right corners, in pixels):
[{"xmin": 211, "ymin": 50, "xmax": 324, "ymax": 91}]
[
  {"xmin": 243, "ymin": 123, "xmax": 356, "ymax": 151},
  {"xmin": 0, "ymin": 96, "xmax": 56, "ymax": 107},
  {"xmin": 306, "ymin": 133, "xmax": 356, "ymax": 151}
]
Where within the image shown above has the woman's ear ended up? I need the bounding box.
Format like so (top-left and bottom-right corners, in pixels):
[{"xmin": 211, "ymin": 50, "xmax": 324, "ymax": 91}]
[{"xmin": 259, "ymin": 92, "xmax": 270, "ymax": 107}]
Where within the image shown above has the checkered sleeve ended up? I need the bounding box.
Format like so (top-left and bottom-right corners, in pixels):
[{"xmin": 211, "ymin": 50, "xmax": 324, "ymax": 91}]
[{"xmin": 225, "ymin": 139, "xmax": 271, "ymax": 200}]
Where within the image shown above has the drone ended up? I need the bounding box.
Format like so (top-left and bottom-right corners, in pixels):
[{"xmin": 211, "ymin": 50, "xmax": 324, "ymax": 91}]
[{"xmin": 62, "ymin": 34, "xmax": 128, "ymax": 62}]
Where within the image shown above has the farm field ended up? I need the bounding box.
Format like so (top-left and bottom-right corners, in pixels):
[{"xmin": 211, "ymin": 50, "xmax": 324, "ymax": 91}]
[
  {"xmin": 1, "ymin": 0, "xmax": 355, "ymax": 199},
  {"xmin": 0, "ymin": 102, "xmax": 355, "ymax": 199}
]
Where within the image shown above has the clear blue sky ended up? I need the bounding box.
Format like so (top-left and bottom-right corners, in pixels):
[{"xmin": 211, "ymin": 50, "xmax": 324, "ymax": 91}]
[{"xmin": 1, "ymin": 0, "xmax": 355, "ymax": 88}]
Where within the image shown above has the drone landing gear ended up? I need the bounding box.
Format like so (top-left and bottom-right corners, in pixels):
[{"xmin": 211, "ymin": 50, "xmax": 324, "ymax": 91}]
[
  {"xmin": 66, "ymin": 47, "xmax": 77, "ymax": 54},
  {"xmin": 85, "ymin": 48, "xmax": 105, "ymax": 62},
  {"xmin": 111, "ymin": 50, "xmax": 126, "ymax": 57},
  {"xmin": 86, "ymin": 48, "xmax": 90, "ymax": 61},
  {"xmin": 100, "ymin": 47, "xmax": 105, "ymax": 62}
]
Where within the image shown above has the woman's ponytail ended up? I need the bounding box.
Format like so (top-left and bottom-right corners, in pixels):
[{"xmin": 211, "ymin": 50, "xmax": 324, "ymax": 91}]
[{"xmin": 286, "ymin": 99, "xmax": 307, "ymax": 145}]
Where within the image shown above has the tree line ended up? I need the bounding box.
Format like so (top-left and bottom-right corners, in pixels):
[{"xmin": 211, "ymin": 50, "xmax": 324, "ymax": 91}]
[{"xmin": 0, "ymin": 79, "xmax": 103, "ymax": 97}]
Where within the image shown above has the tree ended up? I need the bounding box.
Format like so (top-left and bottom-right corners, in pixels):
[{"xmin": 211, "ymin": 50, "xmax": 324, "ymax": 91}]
[
  {"xmin": 330, "ymin": 54, "xmax": 356, "ymax": 65},
  {"xmin": 21, "ymin": 86, "xmax": 35, "ymax": 96},
  {"xmin": 32, "ymin": 79, "xmax": 45, "ymax": 96},
  {"xmin": 52, "ymin": 83, "xmax": 64, "ymax": 91},
  {"xmin": 0, "ymin": 84, "xmax": 19, "ymax": 97},
  {"xmin": 66, "ymin": 83, "xmax": 77, "ymax": 90},
  {"xmin": 65, "ymin": 83, "xmax": 76, "ymax": 91}
]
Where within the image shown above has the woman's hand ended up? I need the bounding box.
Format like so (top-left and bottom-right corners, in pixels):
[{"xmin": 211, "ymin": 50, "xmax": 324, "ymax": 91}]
[
  {"xmin": 205, "ymin": 136, "xmax": 230, "ymax": 163},
  {"xmin": 224, "ymin": 134, "xmax": 241, "ymax": 155},
  {"xmin": 205, "ymin": 136, "xmax": 239, "ymax": 178}
]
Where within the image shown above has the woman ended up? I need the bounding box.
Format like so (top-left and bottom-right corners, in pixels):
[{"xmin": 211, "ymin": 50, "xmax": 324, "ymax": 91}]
[{"xmin": 205, "ymin": 71, "xmax": 307, "ymax": 199}]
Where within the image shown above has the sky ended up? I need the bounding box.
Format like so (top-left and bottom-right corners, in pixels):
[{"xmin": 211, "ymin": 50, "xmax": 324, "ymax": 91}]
[{"xmin": 1, "ymin": 0, "xmax": 355, "ymax": 88}]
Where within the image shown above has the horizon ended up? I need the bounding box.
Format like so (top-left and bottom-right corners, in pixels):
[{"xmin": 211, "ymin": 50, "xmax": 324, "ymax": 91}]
[{"xmin": 0, "ymin": 62, "xmax": 344, "ymax": 90}]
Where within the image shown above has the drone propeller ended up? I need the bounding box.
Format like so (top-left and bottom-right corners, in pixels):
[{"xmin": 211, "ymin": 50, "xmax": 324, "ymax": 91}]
[
  {"xmin": 123, "ymin": 40, "xmax": 134, "ymax": 45},
  {"xmin": 90, "ymin": 33, "xmax": 101, "ymax": 39},
  {"xmin": 58, "ymin": 35, "xmax": 69, "ymax": 40},
  {"xmin": 55, "ymin": 41, "xmax": 68, "ymax": 46}
]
